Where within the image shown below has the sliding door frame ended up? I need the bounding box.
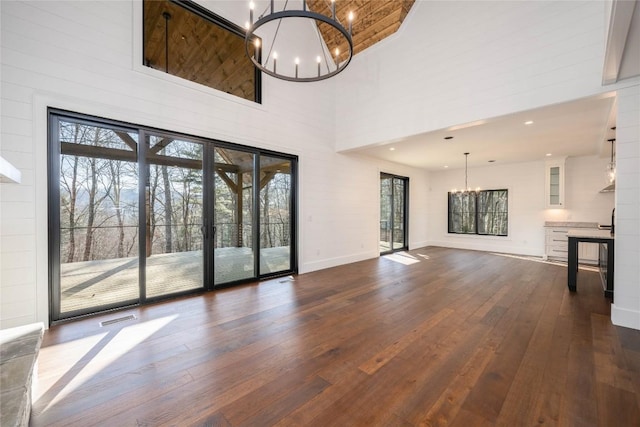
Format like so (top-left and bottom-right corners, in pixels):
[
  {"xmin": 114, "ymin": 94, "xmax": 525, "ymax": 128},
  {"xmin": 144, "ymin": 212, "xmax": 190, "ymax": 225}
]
[
  {"xmin": 379, "ymin": 173, "xmax": 409, "ymax": 255},
  {"xmin": 48, "ymin": 108, "xmax": 298, "ymax": 322}
]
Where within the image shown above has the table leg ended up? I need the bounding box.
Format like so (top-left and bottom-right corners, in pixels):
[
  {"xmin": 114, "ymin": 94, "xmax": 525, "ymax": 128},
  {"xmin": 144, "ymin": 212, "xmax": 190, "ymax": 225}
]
[{"xmin": 568, "ymin": 236, "xmax": 578, "ymax": 292}]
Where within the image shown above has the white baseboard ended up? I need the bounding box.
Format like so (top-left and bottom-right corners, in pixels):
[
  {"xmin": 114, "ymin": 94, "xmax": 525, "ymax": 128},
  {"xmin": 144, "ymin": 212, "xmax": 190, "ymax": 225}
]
[
  {"xmin": 611, "ymin": 304, "xmax": 640, "ymax": 331},
  {"xmin": 300, "ymin": 250, "xmax": 377, "ymax": 274}
]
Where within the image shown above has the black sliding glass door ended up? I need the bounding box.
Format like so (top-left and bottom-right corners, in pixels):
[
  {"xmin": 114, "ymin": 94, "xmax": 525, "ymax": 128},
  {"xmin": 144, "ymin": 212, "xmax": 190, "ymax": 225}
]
[
  {"xmin": 49, "ymin": 111, "xmax": 297, "ymax": 321},
  {"xmin": 380, "ymin": 173, "xmax": 409, "ymax": 254}
]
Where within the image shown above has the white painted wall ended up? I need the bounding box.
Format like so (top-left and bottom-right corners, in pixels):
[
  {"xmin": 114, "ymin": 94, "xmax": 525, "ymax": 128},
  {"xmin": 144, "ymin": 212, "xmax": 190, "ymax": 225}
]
[
  {"xmin": 427, "ymin": 155, "xmax": 616, "ymax": 256},
  {"xmin": 0, "ymin": 1, "xmax": 429, "ymax": 328},
  {"xmin": 335, "ymin": 0, "xmax": 608, "ymax": 151},
  {"xmin": 612, "ymin": 84, "xmax": 640, "ymax": 330}
]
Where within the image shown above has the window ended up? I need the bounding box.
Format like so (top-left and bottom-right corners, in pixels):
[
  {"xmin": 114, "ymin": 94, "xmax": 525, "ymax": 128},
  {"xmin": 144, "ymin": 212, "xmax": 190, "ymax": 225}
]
[
  {"xmin": 448, "ymin": 189, "xmax": 508, "ymax": 236},
  {"xmin": 143, "ymin": 0, "xmax": 261, "ymax": 103}
]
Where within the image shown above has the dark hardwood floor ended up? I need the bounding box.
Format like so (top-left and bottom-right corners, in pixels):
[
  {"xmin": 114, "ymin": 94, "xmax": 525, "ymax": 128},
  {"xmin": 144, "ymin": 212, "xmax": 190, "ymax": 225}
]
[{"xmin": 31, "ymin": 247, "xmax": 640, "ymax": 426}]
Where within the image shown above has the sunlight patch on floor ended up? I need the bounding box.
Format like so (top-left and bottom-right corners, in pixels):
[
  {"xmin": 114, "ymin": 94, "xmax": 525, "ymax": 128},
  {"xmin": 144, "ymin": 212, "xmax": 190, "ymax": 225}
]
[
  {"xmin": 36, "ymin": 314, "xmax": 178, "ymax": 413},
  {"xmin": 383, "ymin": 252, "xmax": 421, "ymax": 265}
]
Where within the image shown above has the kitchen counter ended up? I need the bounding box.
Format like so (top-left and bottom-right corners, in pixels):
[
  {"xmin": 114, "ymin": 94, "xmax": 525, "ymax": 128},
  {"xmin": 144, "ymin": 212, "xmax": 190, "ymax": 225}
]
[
  {"xmin": 567, "ymin": 229, "xmax": 614, "ymax": 299},
  {"xmin": 567, "ymin": 229, "xmax": 615, "ymax": 239},
  {"xmin": 544, "ymin": 221, "xmax": 598, "ymax": 228}
]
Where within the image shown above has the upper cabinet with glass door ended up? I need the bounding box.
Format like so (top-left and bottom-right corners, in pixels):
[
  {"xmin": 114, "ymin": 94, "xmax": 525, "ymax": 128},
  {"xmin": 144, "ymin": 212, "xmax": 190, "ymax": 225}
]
[{"xmin": 545, "ymin": 158, "xmax": 566, "ymax": 208}]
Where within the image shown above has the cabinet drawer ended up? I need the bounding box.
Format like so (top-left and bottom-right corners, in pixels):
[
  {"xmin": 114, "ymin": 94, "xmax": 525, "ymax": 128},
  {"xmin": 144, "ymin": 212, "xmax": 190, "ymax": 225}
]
[
  {"xmin": 547, "ymin": 247, "xmax": 569, "ymax": 258},
  {"xmin": 545, "ymin": 229, "xmax": 568, "ymax": 237},
  {"xmin": 546, "ymin": 234, "xmax": 568, "ymax": 245}
]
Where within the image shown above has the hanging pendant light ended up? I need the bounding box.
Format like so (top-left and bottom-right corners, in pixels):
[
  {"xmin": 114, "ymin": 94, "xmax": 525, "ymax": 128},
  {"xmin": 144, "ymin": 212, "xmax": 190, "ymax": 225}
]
[
  {"xmin": 605, "ymin": 138, "xmax": 616, "ymax": 185},
  {"xmin": 452, "ymin": 152, "xmax": 480, "ymax": 194}
]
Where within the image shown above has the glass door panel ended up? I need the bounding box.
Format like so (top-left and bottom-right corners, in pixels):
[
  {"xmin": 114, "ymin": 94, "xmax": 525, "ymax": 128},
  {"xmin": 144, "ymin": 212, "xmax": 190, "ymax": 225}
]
[
  {"xmin": 393, "ymin": 178, "xmax": 406, "ymax": 250},
  {"xmin": 259, "ymin": 156, "xmax": 292, "ymax": 275},
  {"xmin": 57, "ymin": 120, "xmax": 140, "ymax": 316},
  {"xmin": 380, "ymin": 175, "xmax": 393, "ymax": 253},
  {"xmin": 213, "ymin": 147, "xmax": 256, "ymax": 285},
  {"xmin": 380, "ymin": 173, "xmax": 408, "ymax": 254},
  {"xmin": 145, "ymin": 135, "xmax": 204, "ymax": 298}
]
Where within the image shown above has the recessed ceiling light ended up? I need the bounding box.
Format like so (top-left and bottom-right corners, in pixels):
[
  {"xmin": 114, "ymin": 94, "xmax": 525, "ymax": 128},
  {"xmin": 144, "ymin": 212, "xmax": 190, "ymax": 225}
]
[
  {"xmin": 389, "ymin": 147, "xmax": 395, "ymax": 151},
  {"xmin": 444, "ymin": 165, "xmax": 449, "ymax": 168},
  {"xmin": 524, "ymin": 120, "xmax": 534, "ymax": 125},
  {"xmin": 444, "ymin": 136, "xmax": 454, "ymax": 140},
  {"xmin": 546, "ymin": 153, "xmax": 552, "ymax": 157}
]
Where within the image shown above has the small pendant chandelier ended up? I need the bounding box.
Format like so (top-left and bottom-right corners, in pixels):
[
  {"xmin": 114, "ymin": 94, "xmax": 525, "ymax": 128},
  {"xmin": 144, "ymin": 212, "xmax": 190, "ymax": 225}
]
[
  {"xmin": 606, "ymin": 138, "xmax": 616, "ymax": 184},
  {"xmin": 452, "ymin": 152, "xmax": 480, "ymax": 194}
]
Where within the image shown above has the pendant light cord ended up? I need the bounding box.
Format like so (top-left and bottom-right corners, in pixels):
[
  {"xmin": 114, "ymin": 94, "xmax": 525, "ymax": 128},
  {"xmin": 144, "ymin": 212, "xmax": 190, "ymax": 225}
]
[
  {"xmin": 464, "ymin": 152, "xmax": 469, "ymax": 191},
  {"xmin": 610, "ymin": 139, "xmax": 615, "ymax": 163}
]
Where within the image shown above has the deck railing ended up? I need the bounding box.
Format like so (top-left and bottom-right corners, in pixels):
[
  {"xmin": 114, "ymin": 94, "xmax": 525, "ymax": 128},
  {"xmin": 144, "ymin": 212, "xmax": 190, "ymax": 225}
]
[{"xmin": 61, "ymin": 221, "xmax": 290, "ymax": 262}]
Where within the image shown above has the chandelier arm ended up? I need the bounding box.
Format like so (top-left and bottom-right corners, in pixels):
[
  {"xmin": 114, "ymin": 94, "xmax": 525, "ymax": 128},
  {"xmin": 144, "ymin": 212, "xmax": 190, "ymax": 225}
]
[{"xmin": 263, "ymin": 0, "xmax": 289, "ymax": 64}]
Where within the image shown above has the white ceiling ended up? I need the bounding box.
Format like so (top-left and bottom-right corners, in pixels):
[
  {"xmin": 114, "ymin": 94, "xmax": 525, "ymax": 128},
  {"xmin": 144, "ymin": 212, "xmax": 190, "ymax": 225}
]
[
  {"xmin": 351, "ymin": 93, "xmax": 618, "ymax": 171},
  {"xmin": 348, "ymin": 0, "xmax": 639, "ymax": 172}
]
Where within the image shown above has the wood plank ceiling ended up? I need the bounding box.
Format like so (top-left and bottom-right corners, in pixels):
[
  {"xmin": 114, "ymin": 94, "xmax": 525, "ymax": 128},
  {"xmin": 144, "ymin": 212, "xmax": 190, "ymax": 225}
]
[
  {"xmin": 144, "ymin": 0, "xmax": 415, "ymax": 98},
  {"xmin": 308, "ymin": 0, "xmax": 415, "ymax": 57}
]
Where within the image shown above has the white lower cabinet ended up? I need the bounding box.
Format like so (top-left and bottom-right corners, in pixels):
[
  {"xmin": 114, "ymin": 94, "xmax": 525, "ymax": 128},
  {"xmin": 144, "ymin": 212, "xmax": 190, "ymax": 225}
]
[{"xmin": 544, "ymin": 224, "xmax": 599, "ymax": 265}]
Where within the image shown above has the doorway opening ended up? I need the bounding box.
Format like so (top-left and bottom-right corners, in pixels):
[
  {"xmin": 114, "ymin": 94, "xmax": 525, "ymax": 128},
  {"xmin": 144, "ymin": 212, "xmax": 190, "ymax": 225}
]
[{"xmin": 380, "ymin": 173, "xmax": 409, "ymax": 254}]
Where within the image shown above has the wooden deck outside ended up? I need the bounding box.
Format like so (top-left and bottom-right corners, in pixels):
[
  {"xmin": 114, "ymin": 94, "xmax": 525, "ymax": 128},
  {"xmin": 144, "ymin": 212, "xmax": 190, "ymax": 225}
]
[
  {"xmin": 34, "ymin": 246, "xmax": 640, "ymax": 426},
  {"xmin": 60, "ymin": 246, "xmax": 290, "ymax": 313}
]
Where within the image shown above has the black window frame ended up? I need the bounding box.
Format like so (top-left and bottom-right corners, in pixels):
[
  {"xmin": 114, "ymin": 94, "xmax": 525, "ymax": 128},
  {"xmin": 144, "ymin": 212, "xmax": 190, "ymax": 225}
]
[{"xmin": 448, "ymin": 189, "xmax": 508, "ymax": 236}]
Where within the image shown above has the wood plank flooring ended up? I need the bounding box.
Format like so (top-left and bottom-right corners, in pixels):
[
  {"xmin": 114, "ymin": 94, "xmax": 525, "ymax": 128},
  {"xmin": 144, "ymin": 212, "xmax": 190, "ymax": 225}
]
[{"xmin": 31, "ymin": 247, "xmax": 640, "ymax": 426}]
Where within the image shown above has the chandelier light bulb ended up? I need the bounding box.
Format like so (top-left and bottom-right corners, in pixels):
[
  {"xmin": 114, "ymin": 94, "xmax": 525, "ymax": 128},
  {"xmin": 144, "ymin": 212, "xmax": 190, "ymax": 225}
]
[
  {"xmin": 295, "ymin": 57, "xmax": 300, "ymax": 65},
  {"xmin": 273, "ymin": 52, "xmax": 278, "ymax": 59}
]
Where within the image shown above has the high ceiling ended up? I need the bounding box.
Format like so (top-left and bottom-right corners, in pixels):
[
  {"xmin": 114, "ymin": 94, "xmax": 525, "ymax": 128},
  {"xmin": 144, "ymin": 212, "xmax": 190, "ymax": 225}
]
[
  {"xmin": 308, "ymin": 0, "xmax": 415, "ymax": 56},
  {"xmin": 143, "ymin": 0, "xmax": 415, "ymax": 101},
  {"xmin": 143, "ymin": 0, "xmax": 637, "ymax": 173}
]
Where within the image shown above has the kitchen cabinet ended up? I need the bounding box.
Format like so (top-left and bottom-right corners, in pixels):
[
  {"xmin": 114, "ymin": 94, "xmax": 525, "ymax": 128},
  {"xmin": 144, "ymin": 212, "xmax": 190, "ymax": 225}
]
[
  {"xmin": 544, "ymin": 222, "xmax": 599, "ymax": 265},
  {"xmin": 545, "ymin": 158, "xmax": 565, "ymax": 208}
]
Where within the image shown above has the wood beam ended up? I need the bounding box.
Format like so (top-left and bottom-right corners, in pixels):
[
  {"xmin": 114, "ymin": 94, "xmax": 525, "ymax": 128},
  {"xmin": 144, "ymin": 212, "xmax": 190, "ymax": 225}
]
[{"xmin": 114, "ymin": 131, "xmax": 138, "ymax": 151}]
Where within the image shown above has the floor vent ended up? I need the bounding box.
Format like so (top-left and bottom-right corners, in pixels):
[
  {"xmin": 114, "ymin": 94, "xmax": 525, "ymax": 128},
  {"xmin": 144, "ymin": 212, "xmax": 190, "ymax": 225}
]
[{"xmin": 99, "ymin": 314, "xmax": 136, "ymax": 327}]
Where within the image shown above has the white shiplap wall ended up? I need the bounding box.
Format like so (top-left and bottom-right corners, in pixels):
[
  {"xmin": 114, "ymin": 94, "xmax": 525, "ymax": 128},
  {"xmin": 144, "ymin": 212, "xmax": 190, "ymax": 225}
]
[
  {"xmin": 0, "ymin": 0, "xmax": 430, "ymax": 328},
  {"xmin": 334, "ymin": 0, "xmax": 608, "ymax": 151},
  {"xmin": 612, "ymin": 84, "xmax": 640, "ymax": 330}
]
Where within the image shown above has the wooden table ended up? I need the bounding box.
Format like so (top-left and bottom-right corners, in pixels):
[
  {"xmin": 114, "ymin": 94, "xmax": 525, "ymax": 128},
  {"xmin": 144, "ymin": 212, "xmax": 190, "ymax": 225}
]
[{"xmin": 567, "ymin": 228, "xmax": 614, "ymax": 299}]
